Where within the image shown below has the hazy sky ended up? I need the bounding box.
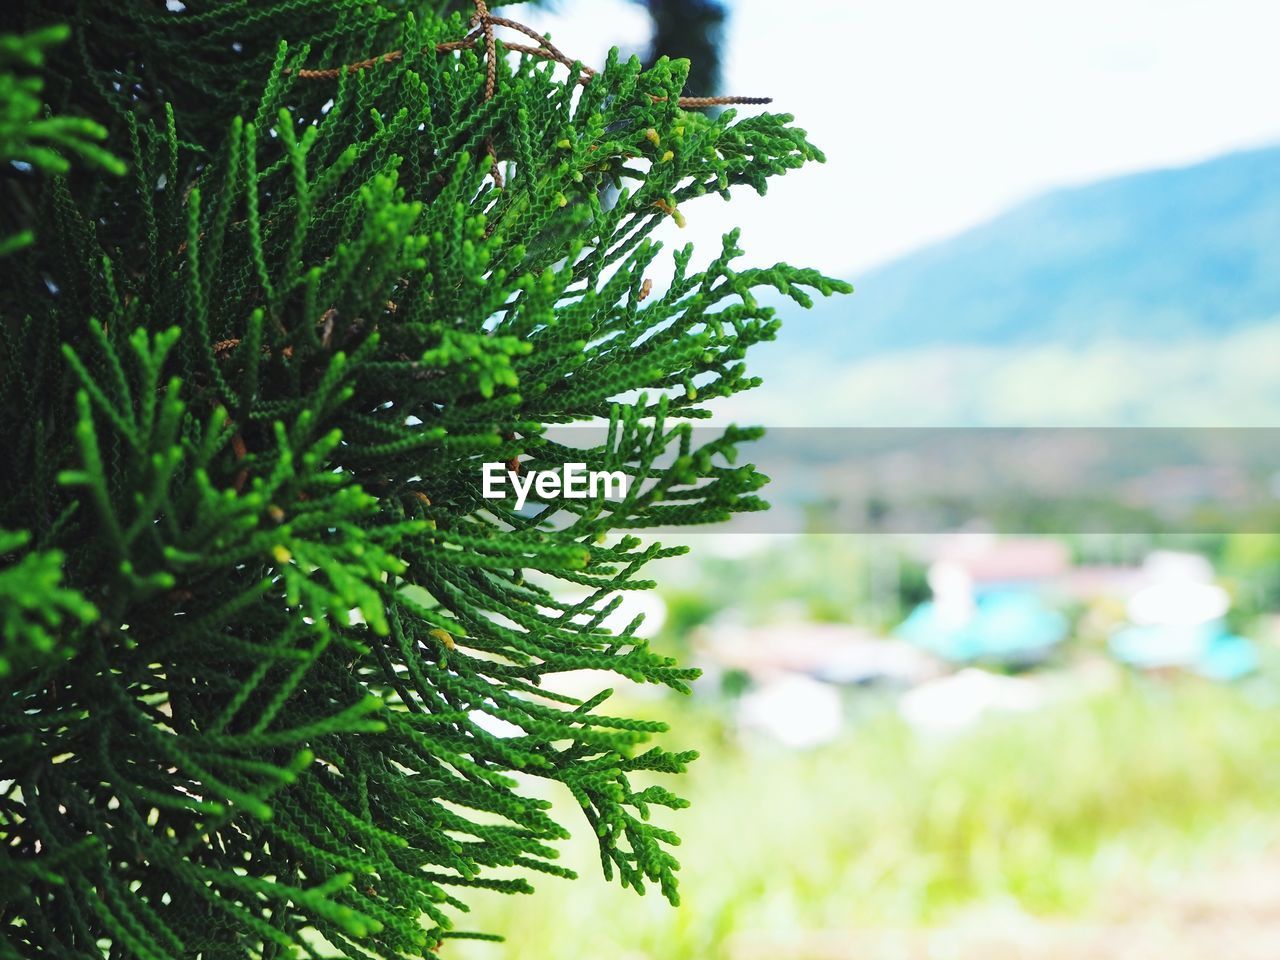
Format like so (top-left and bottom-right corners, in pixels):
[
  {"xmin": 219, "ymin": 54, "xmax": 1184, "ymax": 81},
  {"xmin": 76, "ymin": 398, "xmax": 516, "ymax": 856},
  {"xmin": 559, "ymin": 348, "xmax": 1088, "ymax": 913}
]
[{"xmin": 519, "ymin": 0, "xmax": 1280, "ymax": 279}]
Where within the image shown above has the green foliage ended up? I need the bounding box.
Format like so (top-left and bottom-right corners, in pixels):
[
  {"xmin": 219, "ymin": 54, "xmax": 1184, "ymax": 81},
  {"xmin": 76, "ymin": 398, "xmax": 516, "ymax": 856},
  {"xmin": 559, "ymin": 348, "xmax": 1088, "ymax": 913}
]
[
  {"xmin": 658, "ymin": 536, "xmax": 924, "ymax": 633},
  {"xmin": 0, "ymin": 529, "xmax": 98, "ymax": 680},
  {"xmin": 452, "ymin": 682, "xmax": 1280, "ymax": 958},
  {"xmin": 0, "ymin": 2, "xmax": 846, "ymax": 957},
  {"xmin": 0, "ymin": 25, "xmax": 123, "ymax": 255}
]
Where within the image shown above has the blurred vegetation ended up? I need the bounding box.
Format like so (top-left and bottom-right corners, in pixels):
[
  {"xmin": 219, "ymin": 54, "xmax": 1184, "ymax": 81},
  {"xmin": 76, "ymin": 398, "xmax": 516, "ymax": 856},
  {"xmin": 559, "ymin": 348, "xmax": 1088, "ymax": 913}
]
[
  {"xmin": 741, "ymin": 321, "xmax": 1280, "ymax": 427},
  {"xmin": 451, "ymin": 680, "xmax": 1280, "ymax": 959},
  {"xmin": 658, "ymin": 533, "xmax": 1280, "ymax": 646},
  {"xmin": 1224, "ymin": 534, "xmax": 1280, "ymax": 621},
  {"xmin": 660, "ymin": 537, "xmax": 929, "ymax": 643}
]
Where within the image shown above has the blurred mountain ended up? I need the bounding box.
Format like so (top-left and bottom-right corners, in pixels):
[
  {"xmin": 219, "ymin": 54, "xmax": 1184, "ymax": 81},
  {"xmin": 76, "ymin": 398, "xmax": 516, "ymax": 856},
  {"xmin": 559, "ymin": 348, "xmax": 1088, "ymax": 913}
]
[{"xmin": 793, "ymin": 144, "xmax": 1280, "ymax": 357}]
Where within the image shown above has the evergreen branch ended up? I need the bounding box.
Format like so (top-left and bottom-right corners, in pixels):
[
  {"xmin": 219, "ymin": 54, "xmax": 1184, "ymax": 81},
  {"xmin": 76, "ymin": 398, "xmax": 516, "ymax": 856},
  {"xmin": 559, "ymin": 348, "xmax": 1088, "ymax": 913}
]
[
  {"xmin": 0, "ymin": 2, "xmax": 850, "ymax": 955},
  {"xmin": 288, "ymin": 9, "xmax": 771, "ymax": 109}
]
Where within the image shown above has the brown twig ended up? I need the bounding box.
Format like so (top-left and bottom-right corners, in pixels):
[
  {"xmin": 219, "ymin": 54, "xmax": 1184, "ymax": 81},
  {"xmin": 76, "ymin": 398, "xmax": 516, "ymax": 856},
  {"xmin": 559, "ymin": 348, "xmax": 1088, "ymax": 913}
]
[
  {"xmin": 471, "ymin": 0, "xmax": 504, "ymax": 186},
  {"xmin": 472, "ymin": 0, "xmax": 498, "ymax": 101},
  {"xmin": 487, "ymin": 15, "xmax": 586, "ymax": 74},
  {"xmin": 319, "ymin": 307, "xmax": 337, "ymax": 348},
  {"xmin": 292, "ymin": 50, "xmax": 404, "ymax": 80},
  {"xmin": 284, "ymin": 11, "xmax": 771, "ymax": 111},
  {"xmin": 230, "ymin": 430, "xmax": 249, "ymax": 493},
  {"xmin": 662, "ymin": 95, "xmax": 773, "ymax": 107}
]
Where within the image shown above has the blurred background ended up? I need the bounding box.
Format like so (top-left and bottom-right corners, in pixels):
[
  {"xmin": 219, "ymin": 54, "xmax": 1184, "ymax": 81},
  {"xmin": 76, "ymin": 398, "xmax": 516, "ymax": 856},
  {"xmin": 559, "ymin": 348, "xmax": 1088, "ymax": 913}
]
[{"xmin": 457, "ymin": 2, "xmax": 1280, "ymax": 957}]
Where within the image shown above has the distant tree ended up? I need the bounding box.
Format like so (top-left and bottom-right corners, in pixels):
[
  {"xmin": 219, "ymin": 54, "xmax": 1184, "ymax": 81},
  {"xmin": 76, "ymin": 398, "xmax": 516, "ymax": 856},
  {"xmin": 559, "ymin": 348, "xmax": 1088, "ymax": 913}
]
[{"xmin": 640, "ymin": 0, "xmax": 728, "ymax": 96}]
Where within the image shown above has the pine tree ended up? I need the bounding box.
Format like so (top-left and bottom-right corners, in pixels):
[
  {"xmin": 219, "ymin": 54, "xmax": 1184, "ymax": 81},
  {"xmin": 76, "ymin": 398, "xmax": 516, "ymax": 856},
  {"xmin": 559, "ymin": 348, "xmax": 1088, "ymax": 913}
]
[{"xmin": 0, "ymin": 2, "xmax": 846, "ymax": 956}]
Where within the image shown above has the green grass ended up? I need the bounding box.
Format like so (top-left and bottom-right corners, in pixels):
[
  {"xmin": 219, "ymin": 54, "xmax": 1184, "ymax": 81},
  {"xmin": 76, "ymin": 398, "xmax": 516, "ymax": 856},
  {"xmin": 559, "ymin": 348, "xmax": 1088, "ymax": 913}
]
[{"xmin": 450, "ymin": 678, "xmax": 1280, "ymax": 959}]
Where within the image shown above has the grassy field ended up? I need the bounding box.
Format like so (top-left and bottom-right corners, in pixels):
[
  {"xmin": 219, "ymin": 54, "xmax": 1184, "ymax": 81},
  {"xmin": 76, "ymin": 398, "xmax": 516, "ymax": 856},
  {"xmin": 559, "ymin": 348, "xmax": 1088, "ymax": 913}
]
[{"xmin": 448, "ymin": 678, "xmax": 1280, "ymax": 959}]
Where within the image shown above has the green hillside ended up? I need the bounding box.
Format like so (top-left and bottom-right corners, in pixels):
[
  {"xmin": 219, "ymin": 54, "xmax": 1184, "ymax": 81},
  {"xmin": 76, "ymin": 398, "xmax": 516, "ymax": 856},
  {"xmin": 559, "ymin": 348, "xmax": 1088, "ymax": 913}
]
[
  {"xmin": 740, "ymin": 145, "xmax": 1280, "ymax": 426},
  {"xmin": 730, "ymin": 321, "xmax": 1280, "ymax": 426},
  {"xmin": 792, "ymin": 144, "xmax": 1280, "ymax": 358}
]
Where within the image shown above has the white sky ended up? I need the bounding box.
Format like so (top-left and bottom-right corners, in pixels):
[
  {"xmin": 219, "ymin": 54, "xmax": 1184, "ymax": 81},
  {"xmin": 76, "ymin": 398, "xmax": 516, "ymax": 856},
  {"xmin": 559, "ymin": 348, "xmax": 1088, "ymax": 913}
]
[{"xmin": 515, "ymin": 0, "xmax": 1280, "ymax": 278}]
